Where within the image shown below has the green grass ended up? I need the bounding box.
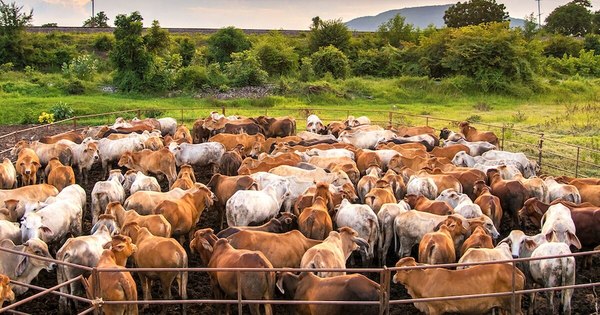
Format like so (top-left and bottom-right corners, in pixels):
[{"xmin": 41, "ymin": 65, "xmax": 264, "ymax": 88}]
[{"xmin": 2, "ymin": 72, "xmax": 600, "ymax": 176}]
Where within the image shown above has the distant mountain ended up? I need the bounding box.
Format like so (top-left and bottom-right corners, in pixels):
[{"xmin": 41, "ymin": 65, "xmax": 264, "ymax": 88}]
[{"xmin": 345, "ymin": 5, "xmax": 525, "ymax": 31}]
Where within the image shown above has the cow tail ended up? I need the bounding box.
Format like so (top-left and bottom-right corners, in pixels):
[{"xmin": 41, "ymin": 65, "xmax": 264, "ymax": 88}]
[
  {"xmin": 309, "ymin": 254, "xmax": 321, "ymax": 275},
  {"xmin": 306, "ymin": 212, "xmax": 315, "ymax": 239},
  {"xmin": 424, "ymin": 240, "xmax": 436, "ymax": 262},
  {"xmin": 368, "ymin": 218, "xmax": 378, "ymax": 260},
  {"xmin": 178, "ymin": 251, "xmax": 189, "ymax": 299}
]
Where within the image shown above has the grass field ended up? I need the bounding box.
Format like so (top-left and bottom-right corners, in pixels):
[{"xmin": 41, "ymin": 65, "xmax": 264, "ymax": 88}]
[{"xmin": 2, "ymin": 73, "xmax": 600, "ymax": 176}]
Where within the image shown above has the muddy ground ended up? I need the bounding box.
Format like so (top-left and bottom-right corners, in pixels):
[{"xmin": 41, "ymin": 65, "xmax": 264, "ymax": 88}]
[{"xmin": 2, "ymin": 124, "xmax": 599, "ymax": 315}]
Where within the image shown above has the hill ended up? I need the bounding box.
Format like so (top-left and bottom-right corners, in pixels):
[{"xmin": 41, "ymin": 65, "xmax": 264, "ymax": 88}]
[{"xmin": 345, "ymin": 4, "xmax": 526, "ymax": 31}]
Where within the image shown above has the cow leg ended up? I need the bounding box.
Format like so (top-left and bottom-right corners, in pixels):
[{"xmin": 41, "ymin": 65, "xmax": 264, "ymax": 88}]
[
  {"xmin": 140, "ymin": 274, "xmax": 151, "ymax": 310},
  {"xmin": 178, "ymin": 271, "xmax": 188, "ymax": 315},
  {"xmin": 160, "ymin": 274, "xmax": 176, "ymax": 315}
]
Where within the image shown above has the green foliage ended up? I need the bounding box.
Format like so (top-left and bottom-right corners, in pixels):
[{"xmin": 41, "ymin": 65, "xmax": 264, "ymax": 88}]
[
  {"xmin": 0, "ymin": 0, "xmax": 33, "ymax": 68},
  {"xmin": 62, "ymin": 54, "xmax": 98, "ymax": 80},
  {"xmin": 207, "ymin": 26, "xmax": 251, "ymax": 64},
  {"xmin": 444, "ymin": 0, "xmax": 508, "ymax": 28},
  {"xmin": 64, "ymin": 79, "xmax": 85, "ymax": 95},
  {"xmin": 308, "ymin": 18, "xmax": 351, "ymax": 53},
  {"xmin": 225, "ymin": 51, "xmax": 268, "ymax": 87},
  {"xmin": 175, "ymin": 65, "xmax": 209, "ymax": 90},
  {"xmin": 521, "ymin": 13, "xmax": 539, "ymax": 40},
  {"xmin": 144, "ymin": 20, "xmax": 170, "ymax": 55},
  {"xmin": 93, "ymin": 34, "xmax": 114, "ymax": 52},
  {"xmin": 543, "ymin": 35, "xmax": 583, "ymax": 58},
  {"xmin": 546, "ymin": 49, "xmax": 600, "ymax": 77},
  {"xmin": 110, "ymin": 11, "xmax": 151, "ymax": 92},
  {"xmin": 545, "ymin": 0, "xmax": 592, "ymax": 36},
  {"xmin": 41, "ymin": 23, "xmax": 57, "ymax": 27},
  {"xmin": 299, "ymin": 57, "xmax": 315, "ymax": 82},
  {"xmin": 353, "ymin": 45, "xmax": 404, "ymax": 77},
  {"xmin": 144, "ymin": 53, "xmax": 182, "ymax": 93},
  {"xmin": 376, "ymin": 14, "xmax": 418, "ymax": 48},
  {"xmin": 50, "ymin": 101, "xmax": 74, "ymax": 120},
  {"xmin": 0, "ymin": 61, "xmax": 12, "ymax": 72},
  {"xmin": 584, "ymin": 34, "xmax": 600, "ymax": 55},
  {"xmin": 206, "ymin": 63, "xmax": 228, "ymax": 87},
  {"xmin": 20, "ymin": 109, "xmax": 37, "ymax": 124},
  {"xmin": 83, "ymin": 11, "xmax": 109, "ymax": 27},
  {"xmin": 177, "ymin": 38, "xmax": 196, "ymax": 67},
  {"xmin": 252, "ymin": 32, "xmax": 298, "ymax": 76},
  {"xmin": 311, "ymin": 45, "xmax": 350, "ymax": 79},
  {"xmin": 417, "ymin": 28, "xmax": 452, "ymax": 78}
]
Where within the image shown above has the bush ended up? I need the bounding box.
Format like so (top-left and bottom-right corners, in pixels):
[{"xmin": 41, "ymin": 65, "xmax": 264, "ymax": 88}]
[
  {"xmin": 144, "ymin": 54, "xmax": 182, "ymax": 93},
  {"xmin": 175, "ymin": 65, "xmax": 210, "ymax": 90},
  {"xmin": 299, "ymin": 57, "xmax": 315, "ymax": 82},
  {"xmin": 206, "ymin": 63, "xmax": 228, "ymax": 87},
  {"xmin": 545, "ymin": 49, "xmax": 600, "ymax": 77},
  {"xmin": 0, "ymin": 62, "xmax": 14, "ymax": 73},
  {"xmin": 50, "ymin": 102, "xmax": 74, "ymax": 120},
  {"xmin": 311, "ymin": 45, "xmax": 350, "ymax": 79},
  {"xmin": 543, "ymin": 35, "xmax": 583, "ymax": 58},
  {"xmin": 62, "ymin": 54, "xmax": 98, "ymax": 80},
  {"xmin": 252, "ymin": 32, "xmax": 298, "ymax": 76},
  {"xmin": 20, "ymin": 109, "xmax": 37, "ymax": 124},
  {"xmin": 178, "ymin": 38, "xmax": 196, "ymax": 67},
  {"xmin": 144, "ymin": 109, "xmax": 163, "ymax": 118},
  {"xmin": 93, "ymin": 34, "xmax": 114, "ymax": 52},
  {"xmin": 584, "ymin": 34, "xmax": 600, "ymax": 55},
  {"xmin": 309, "ymin": 18, "xmax": 351, "ymax": 53},
  {"xmin": 207, "ymin": 27, "xmax": 251, "ymax": 64},
  {"xmin": 64, "ymin": 80, "xmax": 85, "ymax": 95},
  {"xmin": 353, "ymin": 45, "xmax": 403, "ymax": 77},
  {"xmin": 225, "ymin": 51, "xmax": 268, "ymax": 87}
]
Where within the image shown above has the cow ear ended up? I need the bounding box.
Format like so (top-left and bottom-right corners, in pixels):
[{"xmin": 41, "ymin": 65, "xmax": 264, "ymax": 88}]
[
  {"xmin": 16, "ymin": 255, "xmax": 28, "ymax": 277},
  {"xmin": 544, "ymin": 231, "xmax": 554, "ymax": 243},
  {"xmin": 569, "ymin": 233, "xmax": 582, "ymax": 249},
  {"xmin": 102, "ymin": 241, "xmax": 112, "ymax": 250},
  {"xmin": 41, "ymin": 226, "xmax": 53, "ymax": 236},
  {"xmin": 113, "ymin": 243, "xmax": 126, "ymax": 252},
  {"xmin": 525, "ymin": 238, "xmax": 538, "ymax": 251}
]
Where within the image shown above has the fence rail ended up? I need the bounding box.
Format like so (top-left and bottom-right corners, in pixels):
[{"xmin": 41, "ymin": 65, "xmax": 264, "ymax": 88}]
[{"xmin": 0, "ymin": 106, "xmax": 599, "ymax": 178}]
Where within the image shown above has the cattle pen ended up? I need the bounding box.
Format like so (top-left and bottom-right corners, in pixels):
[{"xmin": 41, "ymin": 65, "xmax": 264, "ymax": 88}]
[
  {"xmin": 0, "ymin": 106, "xmax": 598, "ymax": 178},
  {"xmin": 0, "ymin": 245, "xmax": 599, "ymax": 315}
]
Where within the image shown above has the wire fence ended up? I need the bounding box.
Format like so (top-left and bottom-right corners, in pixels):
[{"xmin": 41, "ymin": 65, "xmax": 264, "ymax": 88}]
[
  {"xmin": 0, "ymin": 106, "xmax": 599, "ymax": 177},
  {"xmin": 0, "ymin": 245, "xmax": 598, "ymax": 315}
]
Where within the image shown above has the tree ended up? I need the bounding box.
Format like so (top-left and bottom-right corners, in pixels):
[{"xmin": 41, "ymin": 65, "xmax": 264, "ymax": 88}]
[
  {"xmin": 310, "ymin": 45, "xmax": 350, "ymax": 79},
  {"xmin": 207, "ymin": 26, "xmax": 251, "ymax": 64},
  {"xmin": 144, "ymin": 20, "xmax": 170, "ymax": 55},
  {"xmin": 110, "ymin": 11, "xmax": 151, "ymax": 92},
  {"xmin": 0, "ymin": 0, "xmax": 33, "ymax": 67},
  {"xmin": 376, "ymin": 14, "xmax": 418, "ymax": 48},
  {"xmin": 308, "ymin": 18, "xmax": 351, "ymax": 53},
  {"xmin": 83, "ymin": 11, "xmax": 109, "ymax": 27},
  {"xmin": 521, "ymin": 13, "xmax": 539, "ymax": 40},
  {"xmin": 252, "ymin": 31, "xmax": 298, "ymax": 76},
  {"xmin": 545, "ymin": 0, "xmax": 592, "ymax": 36},
  {"xmin": 178, "ymin": 38, "xmax": 196, "ymax": 67},
  {"xmin": 444, "ymin": 0, "xmax": 508, "ymax": 28}
]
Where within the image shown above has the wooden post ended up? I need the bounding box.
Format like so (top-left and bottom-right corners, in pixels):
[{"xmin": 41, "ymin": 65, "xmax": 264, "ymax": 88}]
[
  {"xmin": 575, "ymin": 147, "xmax": 581, "ymax": 177},
  {"xmin": 538, "ymin": 133, "xmax": 544, "ymax": 169}
]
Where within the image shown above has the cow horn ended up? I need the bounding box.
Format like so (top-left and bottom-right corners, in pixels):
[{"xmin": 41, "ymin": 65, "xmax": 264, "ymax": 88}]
[{"xmin": 353, "ymin": 237, "xmax": 369, "ymax": 249}]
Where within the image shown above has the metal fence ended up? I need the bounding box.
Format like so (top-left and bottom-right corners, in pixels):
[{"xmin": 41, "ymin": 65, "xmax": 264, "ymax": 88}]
[
  {"xmin": 0, "ymin": 245, "xmax": 598, "ymax": 315},
  {"xmin": 0, "ymin": 106, "xmax": 599, "ymax": 177}
]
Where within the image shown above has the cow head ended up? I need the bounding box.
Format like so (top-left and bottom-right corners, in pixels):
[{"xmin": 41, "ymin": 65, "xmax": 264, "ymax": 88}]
[
  {"xmin": 337, "ymin": 227, "xmax": 369, "ymax": 259},
  {"xmin": 18, "ymin": 156, "xmax": 40, "ymax": 177},
  {"xmin": 91, "ymin": 215, "xmax": 119, "ymax": 236},
  {"xmin": 117, "ymin": 152, "xmax": 134, "ymax": 169},
  {"xmin": 0, "ymin": 274, "xmax": 15, "ymax": 306},
  {"xmin": 392, "ymin": 257, "xmax": 419, "ymax": 284},
  {"xmin": 190, "ymin": 228, "xmax": 217, "ymax": 265},
  {"xmin": 498, "ymin": 230, "xmax": 540, "ymax": 259},
  {"xmin": 103, "ymin": 235, "xmax": 137, "ymax": 266},
  {"xmin": 21, "ymin": 238, "xmax": 55, "ymax": 275},
  {"xmin": 20, "ymin": 213, "xmax": 53, "ymax": 243},
  {"xmin": 467, "ymin": 216, "xmax": 500, "ymax": 239}
]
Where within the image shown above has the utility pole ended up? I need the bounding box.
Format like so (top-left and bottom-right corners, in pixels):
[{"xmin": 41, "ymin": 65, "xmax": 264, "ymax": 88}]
[
  {"xmin": 91, "ymin": 0, "xmax": 95, "ymax": 27},
  {"xmin": 535, "ymin": 0, "xmax": 542, "ymax": 29}
]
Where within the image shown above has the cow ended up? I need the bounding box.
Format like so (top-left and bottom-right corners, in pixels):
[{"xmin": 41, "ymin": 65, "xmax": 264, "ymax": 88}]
[
  {"xmin": 406, "ymin": 176, "xmax": 438, "ymax": 200},
  {"xmin": 121, "ymin": 224, "xmax": 187, "ymax": 312},
  {"xmin": 300, "ymin": 227, "xmax": 369, "ymax": 278},
  {"xmin": 82, "ymin": 235, "xmax": 138, "ymax": 315},
  {"xmin": 143, "ymin": 136, "xmax": 164, "ymax": 151},
  {"xmin": 0, "ymin": 238, "xmax": 55, "ymax": 295},
  {"xmin": 540, "ymin": 204, "xmax": 581, "ymax": 249},
  {"xmin": 0, "ymin": 158, "xmax": 16, "ymax": 189},
  {"xmin": 39, "ymin": 130, "xmax": 84, "ymax": 144},
  {"xmin": 226, "ymin": 230, "xmax": 321, "ymax": 268},
  {"xmin": 344, "ymin": 115, "xmax": 371, "ymax": 127},
  {"xmin": 217, "ymin": 213, "xmax": 297, "ymax": 239},
  {"xmin": 439, "ymin": 127, "xmax": 465, "ymax": 141},
  {"xmin": 544, "ymin": 177, "xmax": 581, "ymax": 204},
  {"xmin": 0, "ymin": 214, "xmax": 20, "ymax": 244},
  {"xmin": 457, "ymin": 242, "xmax": 513, "ymax": 270},
  {"xmin": 418, "ymin": 224, "xmax": 458, "ymax": 265},
  {"xmin": 58, "ymin": 139, "xmax": 99, "ymax": 184},
  {"xmin": 12, "ymin": 140, "xmax": 72, "ymax": 170},
  {"xmin": 190, "ymin": 229, "xmax": 274, "ymax": 315},
  {"xmin": 306, "ymin": 114, "xmax": 326, "ymax": 134},
  {"xmin": 304, "ymin": 148, "xmax": 355, "ymax": 160},
  {"xmin": 219, "ymin": 144, "xmax": 244, "ymax": 176},
  {"xmin": 298, "ymin": 196, "xmax": 333, "ymax": 241},
  {"xmin": 377, "ymin": 201, "xmax": 411, "ymax": 265},
  {"xmin": 45, "ymin": 158, "xmax": 75, "ymax": 192},
  {"xmin": 97, "ymin": 137, "xmax": 144, "ymax": 177},
  {"xmin": 269, "ymin": 165, "xmax": 351, "ymax": 187},
  {"xmin": 430, "ymin": 144, "xmax": 470, "ymax": 161},
  {"xmin": 0, "ymin": 185, "xmax": 58, "ymax": 222},
  {"xmin": 56, "ymin": 225, "xmax": 112, "ymax": 314},
  {"xmin": 156, "ymin": 117, "xmax": 177, "ymax": 136},
  {"xmin": 15, "ymin": 148, "xmax": 40, "ymax": 186},
  {"xmin": 91, "ymin": 170, "xmax": 126, "ymax": 225},
  {"xmin": 0, "ymin": 273, "xmax": 15, "ymax": 307},
  {"xmin": 338, "ymin": 129, "xmax": 397, "ymax": 149},
  {"xmin": 153, "ymin": 185, "xmax": 214, "ymax": 244},
  {"xmin": 428, "ymin": 168, "xmax": 486, "ymax": 201},
  {"xmin": 459, "ymin": 121, "xmax": 499, "ymax": 146},
  {"xmin": 393, "ymin": 257, "xmax": 525, "ymax": 315},
  {"xmin": 118, "ymin": 148, "xmax": 177, "ymax": 187},
  {"xmin": 567, "ymin": 179, "xmax": 600, "ymax": 206},
  {"xmin": 124, "ymin": 183, "xmax": 204, "ymax": 215},
  {"xmin": 488, "ymin": 168, "xmax": 527, "ymax": 228},
  {"xmin": 254, "ymin": 116, "xmax": 296, "ymax": 137},
  {"xmin": 473, "ymin": 180, "xmax": 503, "ymax": 228},
  {"xmin": 207, "ymin": 174, "xmax": 258, "ymax": 228},
  {"xmin": 123, "ymin": 171, "xmax": 161, "ymax": 195},
  {"xmin": 335, "ymin": 199, "xmax": 379, "ymax": 265},
  {"xmin": 443, "ymin": 139, "xmax": 496, "ymax": 156},
  {"xmin": 460, "ymin": 225, "xmax": 494, "ymax": 257},
  {"xmin": 103, "ymin": 201, "xmax": 171, "ymax": 238},
  {"xmin": 208, "ymin": 133, "xmax": 265, "ymax": 157},
  {"xmin": 226, "ymin": 179, "xmax": 290, "ymax": 227},
  {"xmin": 357, "ymin": 167, "xmax": 380, "ymax": 203},
  {"xmin": 365, "ymin": 180, "xmax": 397, "ymax": 213},
  {"xmin": 276, "ymin": 272, "xmax": 380, "ymax": 315},
  {"xmin": 482, "ymin": 150, "xmax": 538, "ymax": 178},
  {"xmin": 355, "ymin": 149, "xmax": 383, "ymax": 175},
  {"xmin": 405, "ymin": 195, "xmax": 453, "ymax": 216},
  {"xmin": 173, "ymin": 125, "xmax": 193, "ymax": 144}
]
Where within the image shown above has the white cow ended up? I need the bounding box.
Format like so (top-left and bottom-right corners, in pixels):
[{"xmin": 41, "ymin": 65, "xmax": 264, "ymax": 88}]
[
  {"xmin": 453, "ymin": 194, "xmax": 484, "ymax": 219},
  {"xmin": 435, "ymin": 188, "xmax": 462, "ymax": 209},
  {"xmin": 58, "ymin": 138, "xmax": 100, "ymax": 184},
  {"xmin": 123, "ymin": 171, "xmax": 161, "ymax": 195},
  {"xmin": 157, "ymin": 117, "xmax": 178, "ymax": 136},
  {"xmin": 335, "ymin": 199, "xmax": 379, "ymax": 265},
  {"xmin": 406, "ymin": 175, "xmax": 438, "ymax": 200},
  {"xmin": 226, "ymin": 179, "xmax": 290, "ymax": 227},
  {"xmin": 457, "ymin": 243, "xmax": 513, "ymax": 269},
  {"xmin": 250, "ymin": 172, "xmax": 314, "ymax": 213},
  {"xmin": 377, "ymin": 201, "xmax": 411, "ymax": 265},
  {"xmin": 91, "ymin": 170, "xmax": 126, "ymax": 225},
  {"xmin": 443, "ymin": 139, "xmax": 496, "ymax": 156},
  {"xmin": 362, "ymin": 149, "xmax": 400, "ymax": 166},
  {"xmin": 97, "ymin": 137, "xmax": 144, "ymax": 176},
  {"xmin": 305, "ymin": 115, "xmax": 326, "ymax": 134},
  {"xmin": 168, "ymin": 142, "xmax": 225, "ymax": 167},
  {"xmin": 0, "ymin": 220, "xmax": 21, "ymax": 244},
  {"xmin": 544, "ymin": 177, "xmax": 581, "ymax": 204},
  {"xmin": 338, "ymin": 130, "xmax": 397, "ymax": 149},
  {"xmin": 344, "ymin": 115, "xmax": 371, "ymax": 127},
  {"xmin": 482, "ymin": 150, "xmax": 539, "ymax": 178},
  {"xmin": 304, "ymin": 148, "xmax": 355, "ymax": 160},
  {"xmin": 541, "ymin": 204, "xmax": 581, "ymax": 249},
  {"xmin": 269, "ymin": 165, "xmax": 351, "ymax": 187},
  {"xmin": 21, "ymin": 194, "xmax": 83, "ymax": 246}
]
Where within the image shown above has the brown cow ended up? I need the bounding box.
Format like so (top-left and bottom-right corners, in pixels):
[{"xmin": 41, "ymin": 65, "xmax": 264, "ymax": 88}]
[
  {"xmin": 45, "ymin": 158, "xmax": 76, "ymax": 192},
  {"xmin": 568, "ymin": 180, "xmax": 600, "ymax": 206},
  {"xmin": 173, "ymin": 125, "xmax": 193, "ymax": 144},
  {"xmin": 326, "ymin": 121, "xmax": 346, "ymax": 137},
  {"xmin": 415, "ymin": 170, "xmax": 463, "ymax": 194},
  {"xmin": 121, "ymin": 224, "xmax": 187, "ymax": 312},
  {"xmin": 237, "ymin": 158, "xmax": 299, "ymax": 175},
  {"xmin": 460, "ymin": 225, "xmax": 493, "ymax": 257},
  {"xmin": 0, "ymin": 158, "xmax": 17, "ymax": 189},
  {"xmin": 393, "ymin": 257, "xmax": 524, "ymax": 315},
  {"xmin": 473, "ymin": 180, "xmax": 503, "ymax": 228},
  {"xmin": 263, "ymin": 136, "xmax": 302, "ymax": 153},
  {"xmin": 405, "ymin": 194, "xmax": 453, "ymax": 215},
  {"xmin": 16, "ymin": 148, "xmax": 40, "ymax": 186},
  {"xmin": 418, "ymin": 224, "xmax": 458, "ymax": 264},
  {"xmin": 171, "ymin": 165, "xmax": 195, "ymax": 190},
  {"xmin": 227, "ymin": 230, "xmax": 321, "ymax": 268},
  {"xmin": 429, "ymin": 168, "xmax": 486, "ymax": 201},
  {"xmin": 294, "ymin": 183, "xmax": 358, "ymax": 216},
  {"xmin": 190, "ymin": 229, "xmax": 274, "ymax": 315},
  {"xmin": 381, "ymin": 169, "xmax": 406, "ymax": 201},
  {"xmin": 488, "ymin": 169, "xmax": 527, "ymax": 228},
  {"xmin": 255, "ymin": 116, "xmax": 296, "ymax": 137},
  {"xmin": 459, "ymin": 121, "xmax": 499, "ymax": 146},
  {"xmin": 83, "ymin": 235, "xmax": 138, "ymax": 315},
  {"xmin": 430, "ymin": 144, "xmax": 470, "ymax": 161},
  {"xmin": 143, "ymin": 136, "xmax": 164, "ymax": 151},
  {"xmin": 207, "ymin": 174, "xmax": 258, "ymax": 228},
  {"xmin": 192, "ymin": 118, "xmax": 210, "ymax": 143},
  {"xmin": 556, "ymin": 176, "xmax": 600, "ymax": 185},
  {"xmin": 209, "ymin": 133, "xmax": 266, "ymax": 158},
  {"xmin": 298, "ymin": 196, "xmax": 333, "ymax": 241},
  {"xmin": 355, "ymin": 149, "xmax": 383, "ymax": 175},
  {"xmin": 118, "ymin": 148, "xmax": 177, "ymax": 187},
  {"xmin": 105, "ymin": 201, "xmax": 171, "ymax": 238},
  {"xmin": 216, "ymin": 212, "xmax": 297, "ymax": 238},
  {"xmin": 365, "ymin": 180, "xmax": 397, "ymax": 213},
  {"xmin": 394, "ymin": 125, "xmax": 436, "ymax": 137},
  {"xmin": 277, "ymin": 272, "xmax": 380, "ymax": 315},
  {"xmin": 0, "ymin": 273, "xmax": 15, "ymax": 307},
  {"xmin": 219, "ymin": 144, "xmax": 244, "ymax": 176},
  {"xmin": 39, "ymin": 130, "xmax": 84, "ymax": 144},
  {"xmin": 153, "ymin": 185, "xmax": 214, "ymax": 244}
]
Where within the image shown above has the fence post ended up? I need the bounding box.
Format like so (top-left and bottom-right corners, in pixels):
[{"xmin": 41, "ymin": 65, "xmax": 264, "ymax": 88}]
[
  {"xmin": 388, "ymin": 112, "xmax": 393, "ymax": 129},
  {"xmin": 575, "ymin": 147, "xmax": 581, "ymax": 177},
  {"xmin": 221, "ymin": 105, "xmax": 226, "ymax": 116},
  {"xmin": 181, "ymin": 109, "xmax": 184, "ymax": 125},
  {"xmin": 265, "ymin": 108, "xmax": 268, "ymax": 116},
  {"xmin": 73, "ymin": 118, "xmax": 77, "ymax": 131},
  {"xmin": 236, "ymin": 270, "xmax": 242, "ymax": 315},
  {"xmin": 92, "ymin": 267, "xmax": 101, "ymax": 315},
  {"xmin": 425, "ymin": 116, "xmax": 429, "ymax": 127},
  {"xmin": 538, "ymin": 133, "xmax": 544, "ymax": 170},
  {"xmin": 511, "ymin": 261, "xmax": 516, "ymax": 315},
  {"xmin": 137, "ymin": 110, "xmax": 141, "ymax": 119},
  {"xmin": 501, "ymin": 126, "xmax": 505, "ymax": 151}
]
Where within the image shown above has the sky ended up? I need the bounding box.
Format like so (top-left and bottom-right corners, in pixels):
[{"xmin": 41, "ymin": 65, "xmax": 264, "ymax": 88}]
[{"xmin": 18, "ymin": 0, "xmax": 600, "ymax": 29}]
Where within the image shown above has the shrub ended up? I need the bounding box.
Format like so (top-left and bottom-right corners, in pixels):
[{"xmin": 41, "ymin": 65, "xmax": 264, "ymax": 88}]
[
  {"xmin": 175, "ymin": 65, "xmax": 210, "ymax": 90},
  {"xmin": 543, "ymin": 35, "xmax": 583, "ymax": 58},
  {"xmin": 62, "ymin": 54, "xmax": 98, "ymax": 80},
  {"xmin": 144, "ymin": 109, "xmax": 163, "ymax": 118},
  {"xmin": 111, "ymin": 12, "xmax": 152, "ymax": 92},
  {"xmin": 20, "ymin": 109, "xmax": 37, "ymax": 124},
  {"xmin": 252, "ymin": 32, "xmax": 298, "ymax": 76},
  {"xmin": 309, "ymin": 18, "xmax": 351, "ymax": 53},
  {"xmin": 93, "ymin": 34, "xmax": 114, "ymax": 52},
  {"xmin": 64, "ymin": 80, "xmax": 85, "ymax": 95},
  {"xmin": 311, "ymin": 45, "xmax": 350, "ymax": 79},
  {"xmin": 178, "ymin": 38, "xmax": 196, "ymax": 67},
  {"xmin": 0, "ymin": 62, "xmax": 13, "ymax": 73},
  {"xmin": 225, "ymin": 51, "xmax": 268, "ymax": 87},
  {"xmin": 206, "ymin": 63, "xmax": 228, "ymax": 87},
  {"xmin": 50, "ymin": 102, "xmax": 74, "ymax": 120},
  {"xmin": 583, "ymin": 34, "xmax": 600, "ymax": 55},
  {"xmin": 207, "ymin": 26, "xmax": 251, "ymax": 64},
  {"xmin": 299, "ymin": 57, "xmax": 315, "ymax": 82}
]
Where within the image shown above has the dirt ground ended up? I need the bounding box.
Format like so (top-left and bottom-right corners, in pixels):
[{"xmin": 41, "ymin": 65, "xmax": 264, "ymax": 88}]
[{"xmin": 2, "ymin": 124, "xmax": 599, "ymax": 315}]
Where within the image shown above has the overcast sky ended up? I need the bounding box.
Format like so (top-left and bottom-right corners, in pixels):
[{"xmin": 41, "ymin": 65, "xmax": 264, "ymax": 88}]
[{"xmin": 19, "ymin": 0, "xmax": 600, "ymax": 29}]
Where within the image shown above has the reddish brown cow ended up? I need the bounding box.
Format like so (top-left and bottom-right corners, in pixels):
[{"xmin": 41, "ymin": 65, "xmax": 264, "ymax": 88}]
[
  {"xmin": 460, "ymin": 225, "xmax": 493, "ymax": 257},
  {"xmin": 487, "ymin": 169, "xmax": 527, "ymax": 228},
  {"xmin": 459, "ymin": 121, "xmax": 499, "ymax": 146},
  {"xmin": 473, "ymin": 180, "xmax": 503, "ymax": 228},
  {"xmin": 430, "ymin": 144, "xmax": 470, "ymax": 161},
  {"xmin": 118, "ymin": 148, "xmax": 177, "ymax": 187},
  {"xmin": 45, "ymin": 158, "xmax": 76, "ymax": 192},
  {"xmin": 298, "ymin": 196, "xmax": 333, "ymax": 240},
  {"xmin": 39, "ymin": 130, "xmax": 84, "ymax": 144},
  {"xmin": 405, "ymin": 194, "xmax": 453, "ymax": 215}
]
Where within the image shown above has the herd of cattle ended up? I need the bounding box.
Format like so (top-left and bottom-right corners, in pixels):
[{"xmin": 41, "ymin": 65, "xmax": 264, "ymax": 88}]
[{"xmin": 0, "ymin": 111, "xmax": 598, "ymax": 315}]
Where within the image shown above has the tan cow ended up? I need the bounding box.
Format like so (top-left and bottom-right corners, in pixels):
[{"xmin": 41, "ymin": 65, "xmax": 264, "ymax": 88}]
[
  {"xmin": 173, "ymin": 125, "xmax": 193, "ymax": 144},
  {"xmin": 118, "ymin": 148, "xmax": 177, "ymax": 187},
  {"xmin": 460, "ymin": 225, "xmax": 493, "ymax": 257},
  {"xmin": 124, "ymin": 183, "xmax": 204, "ymax": 215},
  {"xmin": 0, "ymin": 158, "xmax": 16, "ymax": 189},
  {"xmin": 45, "ymin": 158, "xmax": 76, "ymax": 192},
  {"xmin": 0, "ymin": 274, "xmax": 15, "ymax": 307},
  {"xmin": 16, "ymin": 148, "xmax": 40, "ymax": 186},
  {"xmin": 105, "ymin": 202, "xmax": 171, "ymax": 238},
  {"xmin": 209, "ymin": 133, "xmax": 266, "ymax": 157},
  {"xmin": 364, "ymin": 180, "xmax": 397, "ymax": 213},
  {"xmin": 298, "ymin": 196, "xmax": 333, "ymax": 241},
  {"xmin": 418, "ymin": 224, "xmax": 457, "ymax": 264}
]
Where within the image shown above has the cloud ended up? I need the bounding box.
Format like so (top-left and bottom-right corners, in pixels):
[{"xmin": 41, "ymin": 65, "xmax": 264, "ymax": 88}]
[{"xmin": 41, "ymin": 0, "xmax": 89, "ymax": 7}]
